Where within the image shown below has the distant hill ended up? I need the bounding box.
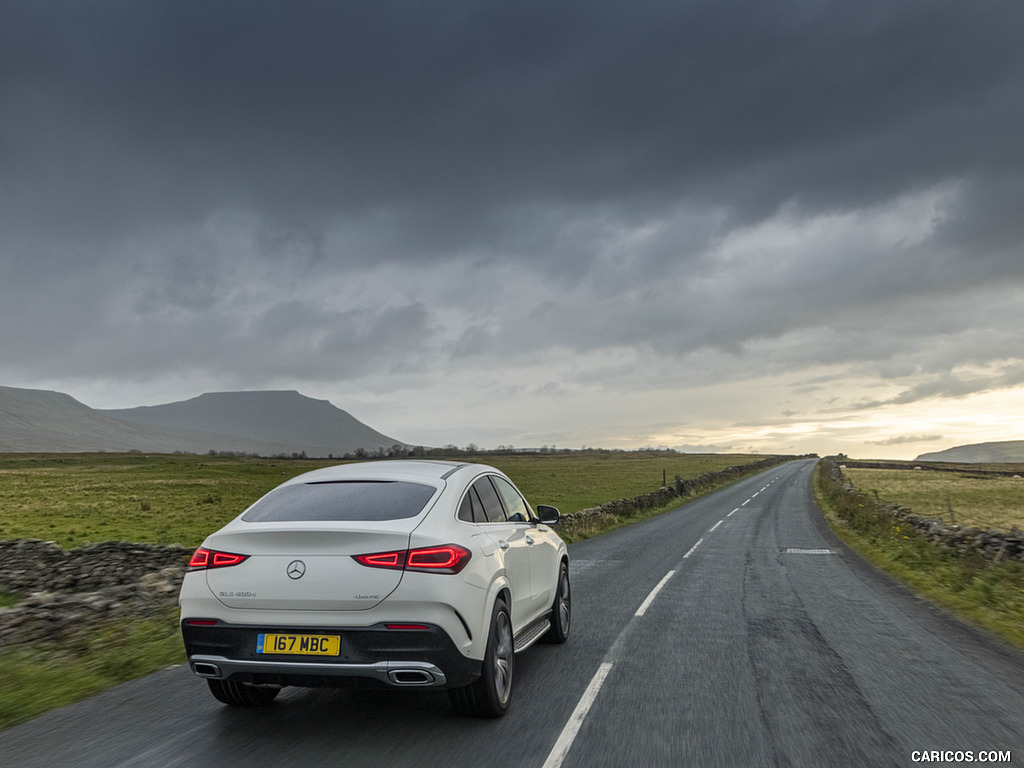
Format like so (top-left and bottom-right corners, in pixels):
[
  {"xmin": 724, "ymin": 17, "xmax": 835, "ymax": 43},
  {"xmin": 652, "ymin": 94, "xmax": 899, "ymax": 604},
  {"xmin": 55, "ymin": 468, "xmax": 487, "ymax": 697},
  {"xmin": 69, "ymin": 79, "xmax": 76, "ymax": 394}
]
[
  {"xmin": 0, "ymin": 386, "xmax": 202, "ymax": 453},
  {"xmin": 915, "ymin": 440, "xmax": 1024, "ymax": 463},
  {"xmin": 0, "ymin": 386, "xmax": 408, "ymax": 457},
  {"xmin": 103, "ymin": 391, "xmax": 405, "ymax": 457}
]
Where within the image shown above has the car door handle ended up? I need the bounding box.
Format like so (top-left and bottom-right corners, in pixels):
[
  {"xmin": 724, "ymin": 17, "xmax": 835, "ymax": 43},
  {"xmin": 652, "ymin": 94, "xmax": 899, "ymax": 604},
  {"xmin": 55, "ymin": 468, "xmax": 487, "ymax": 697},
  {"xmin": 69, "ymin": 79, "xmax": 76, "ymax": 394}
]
[{"xmin": 498, "ymin": 540, "xmax": 510, "ymax": 550}]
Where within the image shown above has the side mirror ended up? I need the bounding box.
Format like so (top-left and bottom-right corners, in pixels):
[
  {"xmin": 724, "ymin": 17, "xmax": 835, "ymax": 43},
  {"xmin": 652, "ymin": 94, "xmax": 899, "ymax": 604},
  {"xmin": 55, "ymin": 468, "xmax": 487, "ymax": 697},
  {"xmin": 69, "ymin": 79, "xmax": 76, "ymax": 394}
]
[{"xmin": 536, "ymin": 504, "xmax": 560, "ymax": 525}]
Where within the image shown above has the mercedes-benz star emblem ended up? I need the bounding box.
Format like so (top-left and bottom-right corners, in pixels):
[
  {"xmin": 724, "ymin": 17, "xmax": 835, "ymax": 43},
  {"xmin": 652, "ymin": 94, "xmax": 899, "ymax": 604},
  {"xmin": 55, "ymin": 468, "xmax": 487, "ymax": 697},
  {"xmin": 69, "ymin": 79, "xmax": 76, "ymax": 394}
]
[{"xmin": 286, "ymin": 560, "xmax": 306, "ymax": 580}]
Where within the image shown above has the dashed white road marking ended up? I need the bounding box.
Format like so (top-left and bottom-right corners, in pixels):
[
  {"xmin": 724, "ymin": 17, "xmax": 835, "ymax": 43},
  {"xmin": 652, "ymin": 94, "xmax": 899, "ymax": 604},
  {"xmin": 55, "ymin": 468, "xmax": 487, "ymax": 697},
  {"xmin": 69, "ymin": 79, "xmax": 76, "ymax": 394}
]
[
  {"xmin": 635, "ymin": 570, "xmax": 676, "ymax": 617},
  {"xmin": 544, "ymin": 473, "xmax": 776, "ymax": 767}
]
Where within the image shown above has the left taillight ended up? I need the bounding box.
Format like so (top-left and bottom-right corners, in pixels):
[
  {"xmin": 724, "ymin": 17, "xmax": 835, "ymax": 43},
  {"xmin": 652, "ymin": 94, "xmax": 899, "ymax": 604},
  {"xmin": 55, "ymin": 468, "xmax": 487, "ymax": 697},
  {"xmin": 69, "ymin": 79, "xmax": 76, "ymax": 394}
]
[
  {"xmin": 353, "ymin": 544, "xmax": 471, "ymax": 574},
  {"xmin": 188, "ymin": 547, "xmax": 249, "ymax": 571}
]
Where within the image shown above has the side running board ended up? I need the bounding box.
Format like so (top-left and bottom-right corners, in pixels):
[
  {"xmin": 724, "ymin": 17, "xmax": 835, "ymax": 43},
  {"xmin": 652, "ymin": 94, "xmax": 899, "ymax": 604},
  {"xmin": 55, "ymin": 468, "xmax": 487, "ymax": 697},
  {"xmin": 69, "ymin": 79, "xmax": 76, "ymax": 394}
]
[{"xmin": 513, "ymin": 613, "xmax": 551, "ymax": 653}]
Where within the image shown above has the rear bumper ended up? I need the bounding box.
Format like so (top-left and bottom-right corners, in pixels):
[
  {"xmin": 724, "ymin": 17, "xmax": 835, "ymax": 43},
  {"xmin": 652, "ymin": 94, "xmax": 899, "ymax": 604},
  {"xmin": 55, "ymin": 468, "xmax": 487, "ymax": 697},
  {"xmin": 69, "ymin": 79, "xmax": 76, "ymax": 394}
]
[
  {"xmin": 181, "ymin": 620, "xmax": 480, "ymax": 689},
  {"xmin": 189, "ymin": 656, "xmax": 450, "ymax": 686}
]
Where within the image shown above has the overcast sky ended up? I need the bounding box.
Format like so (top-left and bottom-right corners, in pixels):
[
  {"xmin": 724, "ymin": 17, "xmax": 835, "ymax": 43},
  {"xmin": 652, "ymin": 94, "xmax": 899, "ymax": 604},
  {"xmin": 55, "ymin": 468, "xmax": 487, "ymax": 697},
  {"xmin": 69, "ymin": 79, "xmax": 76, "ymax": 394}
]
[{"xmin": 3, "ymin": 0, "xmax": 1023, "ymax": 459}]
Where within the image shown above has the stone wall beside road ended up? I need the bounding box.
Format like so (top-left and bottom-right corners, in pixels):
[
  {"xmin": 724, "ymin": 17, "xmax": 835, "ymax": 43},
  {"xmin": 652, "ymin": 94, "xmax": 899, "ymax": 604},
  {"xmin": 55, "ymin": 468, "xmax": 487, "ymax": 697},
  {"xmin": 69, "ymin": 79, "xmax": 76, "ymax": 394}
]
[
  {"xmin": 824, "ymin": 458, "xmax": 1024, "ymax": 563},
  {"xmin": 0, "ymin": 539, "xmax": 190, "ymax": 646}
]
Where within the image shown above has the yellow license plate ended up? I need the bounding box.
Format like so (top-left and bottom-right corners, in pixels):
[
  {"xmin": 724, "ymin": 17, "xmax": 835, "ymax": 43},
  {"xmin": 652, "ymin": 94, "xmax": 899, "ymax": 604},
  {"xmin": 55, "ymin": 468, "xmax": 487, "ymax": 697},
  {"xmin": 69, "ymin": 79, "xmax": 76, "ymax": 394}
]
[{"xmin": 256, "ymin": 633, "xmax": 341, "ymax": 656}]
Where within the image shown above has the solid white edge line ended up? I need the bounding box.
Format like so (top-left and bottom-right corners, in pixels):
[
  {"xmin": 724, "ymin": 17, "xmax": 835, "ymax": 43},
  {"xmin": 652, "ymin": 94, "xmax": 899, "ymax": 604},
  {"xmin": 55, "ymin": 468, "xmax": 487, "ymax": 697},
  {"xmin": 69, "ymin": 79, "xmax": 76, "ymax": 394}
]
[
  {"xmin": 683, "ymin": 538, "xmax": 704, "ymax": 558},
  {"xmin": 541, "ymin": 662, "xmax": 615, "ymax": 768},
  {"xmin": 635, "ymin": 570, "xmax": 676, "ymax": 617}
]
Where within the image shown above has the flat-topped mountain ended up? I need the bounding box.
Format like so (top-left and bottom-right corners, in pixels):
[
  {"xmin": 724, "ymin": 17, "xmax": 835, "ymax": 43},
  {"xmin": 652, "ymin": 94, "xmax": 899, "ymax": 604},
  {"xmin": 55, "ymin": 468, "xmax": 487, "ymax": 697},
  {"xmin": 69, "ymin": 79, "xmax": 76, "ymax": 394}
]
[
  {"xmin": 103, "ymin": 390, "xmax": 404, "ymax": 457},
  {"xmin": 0, "ymin": 386, "xmax": 407, "ymax": 457}
]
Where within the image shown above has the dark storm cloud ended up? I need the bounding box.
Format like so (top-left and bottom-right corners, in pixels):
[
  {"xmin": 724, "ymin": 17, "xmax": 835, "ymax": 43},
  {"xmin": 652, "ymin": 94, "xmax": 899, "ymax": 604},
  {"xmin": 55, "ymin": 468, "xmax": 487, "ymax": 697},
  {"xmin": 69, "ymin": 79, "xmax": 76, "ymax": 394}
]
[
  {"xmin": 2, "ymin": 0, "xmax": 1024, "ymax": 396},
  {"xmin": 4, "ymin": 0, "xmax": 1023, "ymax": 247}
]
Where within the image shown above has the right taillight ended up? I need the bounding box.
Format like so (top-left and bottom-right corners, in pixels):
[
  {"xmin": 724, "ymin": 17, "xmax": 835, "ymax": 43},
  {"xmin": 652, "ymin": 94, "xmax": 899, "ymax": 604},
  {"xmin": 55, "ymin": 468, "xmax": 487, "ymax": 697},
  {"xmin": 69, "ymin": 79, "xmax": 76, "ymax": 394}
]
[
  {"xmin": 353, "ymin": 544, "xmax": 471, "ymax": 574},
  {"xmin": 188, "ymin": 548, "xmax": 249, "ymax": 571}
]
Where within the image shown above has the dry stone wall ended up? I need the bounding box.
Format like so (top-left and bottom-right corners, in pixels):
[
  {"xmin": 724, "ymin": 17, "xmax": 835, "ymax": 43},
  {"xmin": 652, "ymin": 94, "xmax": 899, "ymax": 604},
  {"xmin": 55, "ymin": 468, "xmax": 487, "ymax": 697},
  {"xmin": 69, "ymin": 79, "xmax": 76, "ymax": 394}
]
[
  {"xmin": 0, "ymin": 539, "xmax": 190, "ymax": 647},
  {"xmin": 840, "ymin": 459, "xmax": 1024, "ymax": 478},
  {"xmin": 824, "ymin": 458, "xmax": 1024, "ymax": 563}
]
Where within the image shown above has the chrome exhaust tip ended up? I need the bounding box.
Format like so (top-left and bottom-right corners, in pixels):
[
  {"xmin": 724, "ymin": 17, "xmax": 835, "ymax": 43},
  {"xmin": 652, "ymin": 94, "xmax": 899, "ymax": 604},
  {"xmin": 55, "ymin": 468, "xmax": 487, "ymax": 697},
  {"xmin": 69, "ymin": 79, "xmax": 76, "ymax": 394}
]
[
  {"xmin": 192, "ymin": 662, "xmax": 223, "ymax": 679},
  {"xmin": 388, "ymin": 669, "xmax": 435, "ymax": 685}
]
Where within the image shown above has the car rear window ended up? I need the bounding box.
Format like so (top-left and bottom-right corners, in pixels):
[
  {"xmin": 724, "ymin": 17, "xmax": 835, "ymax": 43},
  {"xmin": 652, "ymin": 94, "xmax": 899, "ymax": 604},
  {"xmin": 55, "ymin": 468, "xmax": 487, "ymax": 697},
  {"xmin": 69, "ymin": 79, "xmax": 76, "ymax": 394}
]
[{"xmin": 241, "ymin": 481, "xmax": 437, "ymax": 523}]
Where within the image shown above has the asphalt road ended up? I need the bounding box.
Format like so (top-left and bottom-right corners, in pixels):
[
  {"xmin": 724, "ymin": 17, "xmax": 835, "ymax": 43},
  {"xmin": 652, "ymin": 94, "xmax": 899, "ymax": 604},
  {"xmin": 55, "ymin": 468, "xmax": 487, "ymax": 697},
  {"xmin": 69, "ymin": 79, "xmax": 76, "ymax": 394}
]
[{"xmin": 3, "ymin": 459, "xmax": 1023, "ymax": 767}]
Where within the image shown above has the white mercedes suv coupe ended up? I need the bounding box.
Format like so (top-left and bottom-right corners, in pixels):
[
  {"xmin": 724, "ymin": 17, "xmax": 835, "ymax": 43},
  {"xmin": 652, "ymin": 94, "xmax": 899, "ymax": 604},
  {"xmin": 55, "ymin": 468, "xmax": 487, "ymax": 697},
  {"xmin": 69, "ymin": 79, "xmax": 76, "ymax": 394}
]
[{"xmin": 179, "ymin": 460, "xmax": 570, "ymax": 717}]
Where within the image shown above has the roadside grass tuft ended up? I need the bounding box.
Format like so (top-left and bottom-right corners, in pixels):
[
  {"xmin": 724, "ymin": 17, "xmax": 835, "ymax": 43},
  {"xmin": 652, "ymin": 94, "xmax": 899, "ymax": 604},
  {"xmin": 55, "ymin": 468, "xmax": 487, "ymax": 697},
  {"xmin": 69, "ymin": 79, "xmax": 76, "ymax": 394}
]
[{"xmin": 814, "ymin": 462, "xmax": 1024, "ymax": 652}]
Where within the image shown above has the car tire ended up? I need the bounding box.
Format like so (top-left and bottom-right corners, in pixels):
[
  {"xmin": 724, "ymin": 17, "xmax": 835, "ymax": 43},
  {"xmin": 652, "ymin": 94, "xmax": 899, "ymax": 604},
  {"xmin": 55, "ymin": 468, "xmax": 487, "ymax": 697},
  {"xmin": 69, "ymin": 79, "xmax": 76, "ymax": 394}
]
[
  {"xmin": 448, "ymin": 598, "xmax": 514, "ymax": 717},
  {"xmin": 207, "ymin": 679, "xmax": 280, "ymax": 706},
  {"xmin": 541, "ymin": 561, "xmax": 571, "ymax": 644}
]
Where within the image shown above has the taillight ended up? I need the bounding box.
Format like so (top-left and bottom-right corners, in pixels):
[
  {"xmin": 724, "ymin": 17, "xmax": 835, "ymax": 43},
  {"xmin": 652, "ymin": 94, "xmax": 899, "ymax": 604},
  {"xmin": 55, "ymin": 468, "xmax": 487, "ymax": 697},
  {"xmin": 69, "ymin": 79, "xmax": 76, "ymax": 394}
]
[
  {"xmin": 188, "ymin": 547, "xmax": 249, "ymax": 571},
  {"xmin": 354, "ymin": 551, "xmax": 407, "ymax": 570},
  {"xmin": 407, "ymin": 545, "xmax": 470, "ymax": 571},
  {"xmin": 353, "ymin": 544, "xmax": 471, "ymax": 574}
]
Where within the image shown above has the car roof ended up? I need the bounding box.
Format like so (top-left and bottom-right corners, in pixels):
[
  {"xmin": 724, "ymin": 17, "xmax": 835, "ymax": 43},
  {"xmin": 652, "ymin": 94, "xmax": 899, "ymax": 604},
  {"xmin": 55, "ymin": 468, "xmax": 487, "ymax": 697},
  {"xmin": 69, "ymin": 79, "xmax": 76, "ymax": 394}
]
[{"xmin": 281, "ymin": 459, "xmax": 491, "ymax": 487}]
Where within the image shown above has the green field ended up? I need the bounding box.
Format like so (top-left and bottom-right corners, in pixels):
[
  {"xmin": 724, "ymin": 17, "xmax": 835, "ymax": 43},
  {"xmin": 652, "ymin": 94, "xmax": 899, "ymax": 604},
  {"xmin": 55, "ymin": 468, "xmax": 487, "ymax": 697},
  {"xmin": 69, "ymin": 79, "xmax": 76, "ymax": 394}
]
[
  {"xmin": 844, "ymin": 466, "xmax": 1024, "ymax": 531},
  {"xmin": 0, "ymin": 451, "xmax": 765, "ymax": 549}
]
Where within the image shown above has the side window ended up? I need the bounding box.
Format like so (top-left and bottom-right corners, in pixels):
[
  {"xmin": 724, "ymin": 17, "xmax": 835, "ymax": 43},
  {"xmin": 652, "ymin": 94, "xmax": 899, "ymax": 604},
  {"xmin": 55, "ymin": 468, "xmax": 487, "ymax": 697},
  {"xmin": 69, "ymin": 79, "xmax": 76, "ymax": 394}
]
[
  {"xmin": 457, "ymin": 486, "xmax": 486, "ymax": 523},
  {"xmin": 458, "ymin": 491, "xmax": 474, "ymax": 522},
  {"xmin": 491, "ymin": 476, "xmax": 531, "ymax": 523},
  {"xmin": 472, "ymin": 477, "xmax": 507, "ymax": 523}
]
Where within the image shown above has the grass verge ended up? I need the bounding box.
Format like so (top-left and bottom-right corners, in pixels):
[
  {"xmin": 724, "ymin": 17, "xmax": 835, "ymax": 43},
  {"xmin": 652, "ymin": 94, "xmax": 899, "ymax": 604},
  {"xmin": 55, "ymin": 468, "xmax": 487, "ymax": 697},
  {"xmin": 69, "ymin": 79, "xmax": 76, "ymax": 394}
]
[
  {"xmin": 0, "ymin": 609, "xmax": 185, "ymax": 731},
  {"xmin": 814, "ymin": 461, "xmax": 1024, "ymax": 652}
]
